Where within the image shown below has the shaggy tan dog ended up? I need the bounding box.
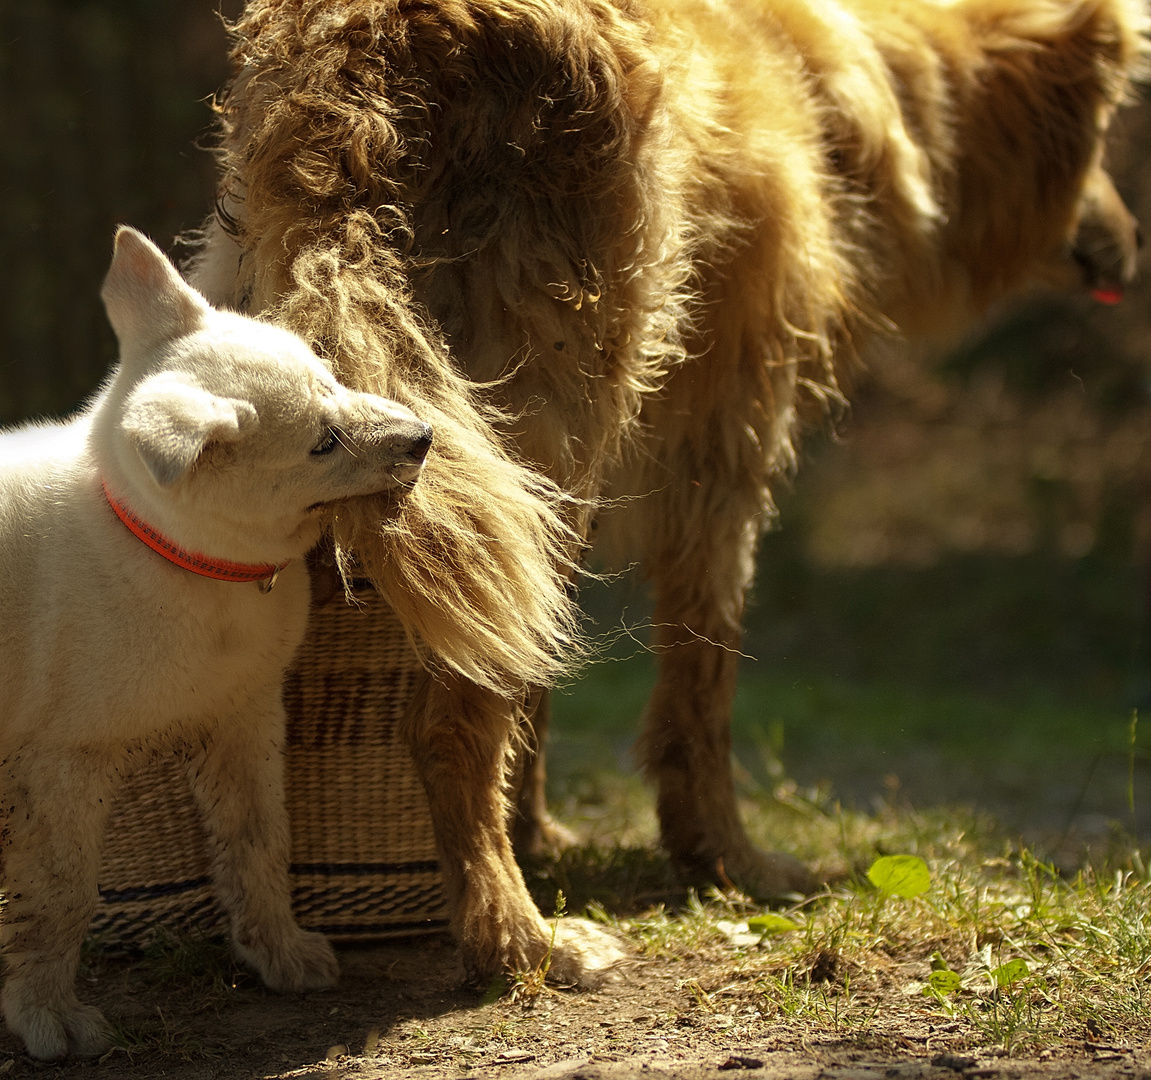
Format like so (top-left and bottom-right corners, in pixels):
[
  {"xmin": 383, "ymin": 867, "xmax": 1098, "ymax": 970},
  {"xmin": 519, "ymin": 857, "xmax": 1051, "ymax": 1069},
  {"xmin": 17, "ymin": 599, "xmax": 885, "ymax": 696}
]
[{"xmin": 188, "ymin": 0, "xmax": 1145, "ymax": 984}]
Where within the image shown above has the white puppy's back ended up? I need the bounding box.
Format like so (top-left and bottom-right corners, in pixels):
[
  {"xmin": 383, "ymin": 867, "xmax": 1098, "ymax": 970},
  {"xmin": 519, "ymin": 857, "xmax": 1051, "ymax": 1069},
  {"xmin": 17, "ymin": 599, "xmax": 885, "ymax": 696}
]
[{"xmin": 0, "ymin": 415, "xmax": 94, "ymax": 713}]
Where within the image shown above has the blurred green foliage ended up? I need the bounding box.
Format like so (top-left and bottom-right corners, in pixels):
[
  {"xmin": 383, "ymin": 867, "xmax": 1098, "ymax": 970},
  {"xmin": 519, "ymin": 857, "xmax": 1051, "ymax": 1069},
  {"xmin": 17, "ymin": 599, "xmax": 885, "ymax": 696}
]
[
  {"xmin": 940, "ymin": 294, "xmax": 1151, "ymax": 412},
  {"xmin": 748, "ymin": 501, "xmax": 1146, "ymax": 701}
]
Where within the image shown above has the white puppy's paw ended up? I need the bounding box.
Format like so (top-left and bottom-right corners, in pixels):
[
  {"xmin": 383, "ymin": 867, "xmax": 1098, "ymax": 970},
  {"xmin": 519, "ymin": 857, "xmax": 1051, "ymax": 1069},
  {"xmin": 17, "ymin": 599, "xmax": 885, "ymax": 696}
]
[
  {"xmin": 62, "ymin": 1002, "xmax": 114, "ymax": 1058},
  {"xmin": 3, "ymin": 995, "xmax": 112, "ymax": 1061},
  {"xmin": 544, "ymin": 917, "xmax": 631, "ymax": 989},
  {"xmin": 239, "ymin": 928, "xmax": 339, "ymax": 993}
]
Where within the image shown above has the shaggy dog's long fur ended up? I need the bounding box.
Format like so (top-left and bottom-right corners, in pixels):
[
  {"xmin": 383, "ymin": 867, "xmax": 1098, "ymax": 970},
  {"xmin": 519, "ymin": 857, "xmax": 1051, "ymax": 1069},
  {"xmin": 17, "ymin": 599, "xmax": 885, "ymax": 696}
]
[{"xmin": 188, "ymin": 0, "xmax": 1146, "ymax": 982}]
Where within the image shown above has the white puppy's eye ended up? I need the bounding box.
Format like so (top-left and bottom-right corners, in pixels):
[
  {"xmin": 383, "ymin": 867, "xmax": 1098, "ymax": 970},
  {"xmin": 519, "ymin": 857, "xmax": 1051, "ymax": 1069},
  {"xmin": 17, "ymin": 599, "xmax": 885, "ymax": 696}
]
[{"xmin": 311, "ymin": 427, "xmax": 339, "ymax": 456}]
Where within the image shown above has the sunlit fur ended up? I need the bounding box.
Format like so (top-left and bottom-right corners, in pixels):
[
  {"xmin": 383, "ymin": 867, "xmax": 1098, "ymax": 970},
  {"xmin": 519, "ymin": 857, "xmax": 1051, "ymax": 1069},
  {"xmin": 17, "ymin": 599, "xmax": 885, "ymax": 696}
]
[{"xmin": 188, "ymin": 0, "xmax": 1146, "ymax": 983}]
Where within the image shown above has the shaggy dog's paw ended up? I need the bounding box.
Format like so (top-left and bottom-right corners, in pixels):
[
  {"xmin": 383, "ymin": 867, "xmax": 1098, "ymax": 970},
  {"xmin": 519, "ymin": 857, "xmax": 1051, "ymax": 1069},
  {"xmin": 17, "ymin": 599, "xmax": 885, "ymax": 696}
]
[
  {"xmin": 3, "ymin": 995, "xmax": 111, "ymax": 1061},
  {"xmin": 513, "ymin": 811, "xmax": 579, "ymax": 859},
  {"xmin": 674, "ymin": 846, "xmax": 818, "ymax": 900},
  {"xmin": 240, "ymin": 928, "xmax": 340, "ymax": 993},
  {"xmin": 543, "ymin": 917, "xmax": 631, "ymax": 989},
  {"xmin": 725, "ymin": 849, "xmax": 819, "ymax": 899}
]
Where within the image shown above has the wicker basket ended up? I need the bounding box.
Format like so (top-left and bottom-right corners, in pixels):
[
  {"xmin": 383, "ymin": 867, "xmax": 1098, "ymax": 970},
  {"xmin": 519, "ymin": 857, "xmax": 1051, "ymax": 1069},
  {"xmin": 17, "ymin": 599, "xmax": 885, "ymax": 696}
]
[{"xmin": 89, "ymin": 588, "xmax": 448, "ymax": 950}]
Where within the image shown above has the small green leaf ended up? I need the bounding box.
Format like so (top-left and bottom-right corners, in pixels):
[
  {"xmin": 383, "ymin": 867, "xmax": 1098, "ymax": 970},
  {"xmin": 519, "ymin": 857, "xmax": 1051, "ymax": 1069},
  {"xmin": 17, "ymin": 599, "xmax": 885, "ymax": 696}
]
[
  {"xmin": 990, "ymin": 959, "xmax": 1029, "ymax": 988},
  {"xmin": 867, "ymin": 855, "xmax": 931, "ymax": 898},
  {"xmin": 927, "ymin": 969, "xmax": 962, "ymax": 995},
  {"xmin": 747, "ymin": 914, "xmax": 800, "ymax": 936},
  {"xmin": 929, "ymin": 950, "xmax": 950, "ymax": 972}
]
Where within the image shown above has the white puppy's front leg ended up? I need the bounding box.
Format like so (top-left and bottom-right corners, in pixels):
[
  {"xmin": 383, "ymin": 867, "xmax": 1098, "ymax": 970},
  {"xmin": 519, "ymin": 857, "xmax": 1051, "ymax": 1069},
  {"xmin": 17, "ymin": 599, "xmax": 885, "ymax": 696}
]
[
  {"xmin": 0, "ymin": 750, "xmax": 116, "ymax": 1060},
  {"xmin": 183, "ymin": 704, "xmax": 338, "ymax": 992}
]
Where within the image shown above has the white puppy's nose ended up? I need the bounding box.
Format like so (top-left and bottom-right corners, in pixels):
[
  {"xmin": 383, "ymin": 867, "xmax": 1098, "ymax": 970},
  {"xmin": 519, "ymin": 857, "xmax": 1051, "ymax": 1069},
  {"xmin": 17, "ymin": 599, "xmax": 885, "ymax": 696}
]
[
  {"xmin": 402, "ymin": 422, "xmax": 433, "ymax": 465},
  {"xmin": 388, "ymin": 419, "xmax": 433, "ymax": 486},
  {"xmin": 349, "ymin": 394, "xmax": 433, "ymax": 488}
]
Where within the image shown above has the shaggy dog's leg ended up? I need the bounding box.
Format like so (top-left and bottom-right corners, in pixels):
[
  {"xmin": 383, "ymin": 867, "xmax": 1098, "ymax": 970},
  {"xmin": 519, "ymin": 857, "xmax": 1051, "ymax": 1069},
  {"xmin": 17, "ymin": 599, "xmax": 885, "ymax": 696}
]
[
  {"xmin": 0, "ymin": 751, "xmax": 115, "ymax": 1059},
  {"xmin": 628, "ymin": 292, "xmax": 820, "ymax": 897},
  {"xmin": 510, "ymin": 689, "xmax": 576, "ymax": 857},
  {"xmin": 405, "ymin": 672, "xmax": 625, "ymax": 986},
  {"xmin": 637, "ymin": 565, "xmax": 816, "ymax": 899},
  {"xmin": 183, "ymin": 703, "xmax": 338, "ymax": 992}
]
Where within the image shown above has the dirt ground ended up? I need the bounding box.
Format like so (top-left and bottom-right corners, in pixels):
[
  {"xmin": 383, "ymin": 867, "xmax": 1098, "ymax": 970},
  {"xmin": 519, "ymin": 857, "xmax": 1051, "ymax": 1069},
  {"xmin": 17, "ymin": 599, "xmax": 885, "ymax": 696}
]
[{"xmin": 4, "ymin": 932, "xmax": 1146, "ymax": 1080}]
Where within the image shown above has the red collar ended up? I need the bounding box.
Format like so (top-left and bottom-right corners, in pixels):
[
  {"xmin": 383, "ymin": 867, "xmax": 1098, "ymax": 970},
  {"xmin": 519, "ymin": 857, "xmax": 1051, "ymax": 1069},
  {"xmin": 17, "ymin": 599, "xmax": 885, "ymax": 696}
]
[{"xmin": 101, "ymin": 479, "xmax": 288, "ymax": 591}]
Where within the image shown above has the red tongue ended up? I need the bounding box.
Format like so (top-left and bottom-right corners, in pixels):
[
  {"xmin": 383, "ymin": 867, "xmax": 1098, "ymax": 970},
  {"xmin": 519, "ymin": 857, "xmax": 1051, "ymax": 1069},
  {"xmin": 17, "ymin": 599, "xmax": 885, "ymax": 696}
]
[{"xmin": 1091, "ymin": 286, "xmax": 1124, "ymax": 305}]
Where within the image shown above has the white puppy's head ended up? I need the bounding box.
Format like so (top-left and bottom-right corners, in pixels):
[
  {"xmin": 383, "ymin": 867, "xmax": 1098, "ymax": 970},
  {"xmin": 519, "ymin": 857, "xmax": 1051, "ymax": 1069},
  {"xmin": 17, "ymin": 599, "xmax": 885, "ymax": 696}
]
[{"xmin": 95, "ymin": 227, "xmax": 432, "ymax": 565}]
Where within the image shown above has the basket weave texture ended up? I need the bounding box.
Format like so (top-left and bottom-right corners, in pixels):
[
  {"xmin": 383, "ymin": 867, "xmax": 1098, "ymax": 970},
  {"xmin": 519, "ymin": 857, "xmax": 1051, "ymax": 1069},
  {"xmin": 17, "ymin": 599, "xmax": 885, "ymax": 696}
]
[{"xmin": 90, "ymin": 589, "xmax": 448, "ymax": 949}]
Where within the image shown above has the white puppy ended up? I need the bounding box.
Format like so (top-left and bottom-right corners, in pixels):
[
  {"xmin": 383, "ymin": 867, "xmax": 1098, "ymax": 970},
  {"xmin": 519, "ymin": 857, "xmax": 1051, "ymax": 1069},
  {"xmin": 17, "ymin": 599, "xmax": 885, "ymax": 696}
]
[{"xmin": 0, "ymin": 227, "xmax": 433, "ymax": 1060}]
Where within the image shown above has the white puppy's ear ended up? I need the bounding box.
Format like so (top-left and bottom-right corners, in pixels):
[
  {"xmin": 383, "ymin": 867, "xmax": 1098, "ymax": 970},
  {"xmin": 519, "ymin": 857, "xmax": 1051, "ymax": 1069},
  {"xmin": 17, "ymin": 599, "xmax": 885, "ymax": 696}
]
[
  {"xmin": 122, "ymin": 373, "xmax": 259, "ymax": 487},
  {"xmin": 101, "ymin": 226, "xmax": 210, "ymax": 358}
]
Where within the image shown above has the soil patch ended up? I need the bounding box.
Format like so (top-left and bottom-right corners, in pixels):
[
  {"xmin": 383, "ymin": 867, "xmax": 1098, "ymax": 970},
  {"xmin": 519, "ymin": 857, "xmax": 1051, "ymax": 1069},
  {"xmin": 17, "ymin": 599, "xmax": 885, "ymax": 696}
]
[{"xmin": 5, "ymin": 935, "xmax": 1145, "ymax": 1080}]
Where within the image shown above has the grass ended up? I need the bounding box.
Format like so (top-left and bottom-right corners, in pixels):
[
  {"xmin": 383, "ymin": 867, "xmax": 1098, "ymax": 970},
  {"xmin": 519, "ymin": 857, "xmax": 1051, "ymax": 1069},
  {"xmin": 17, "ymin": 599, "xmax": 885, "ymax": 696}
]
[
  {"xmin": 104, "ymin": 1009, "xmax": 222, "ymax": 1062},
  {"xmin": 524, "ymin": 781, "xmax": 1151, "ymax": 1055},
  {"xmin": 113, "ymin": 795, "xmax": 1151, "ymax": 1059},
  {"xmin": 135, "ymin": 928, "xmax": 249, "ymax": 995},
  {"xmin": 553, "ymin": 544, "xmax": 1151, "ymax": 862},
  {"xmin": 79, "ymin": 929, "xmax": 256, "ymax": 1061},
  {"xmin": 549, "ymin": 649, "xmax": 1150, "ymax": 866},
  {"xmin": 98, "ymin": 722, "xmax": 1151, "ymax": 1061},
  {"xmin": 530, "ymin": 551, "xmax": 1151, "ymax": 1054}
]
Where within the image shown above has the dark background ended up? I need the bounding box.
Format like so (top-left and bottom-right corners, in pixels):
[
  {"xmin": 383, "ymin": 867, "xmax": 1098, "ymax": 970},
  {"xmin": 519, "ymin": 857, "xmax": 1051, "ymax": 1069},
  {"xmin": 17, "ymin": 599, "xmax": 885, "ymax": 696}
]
[{"xmin": 0, "ymin": 0, "xmax": 240, "ymax": 424}]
